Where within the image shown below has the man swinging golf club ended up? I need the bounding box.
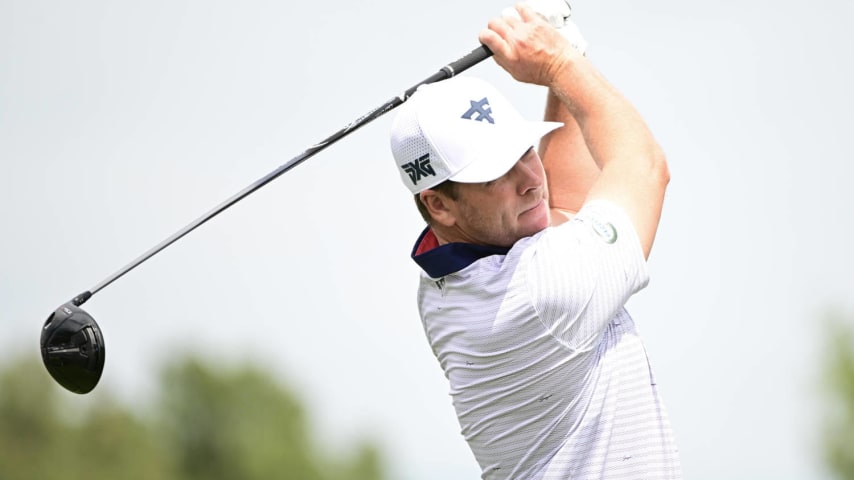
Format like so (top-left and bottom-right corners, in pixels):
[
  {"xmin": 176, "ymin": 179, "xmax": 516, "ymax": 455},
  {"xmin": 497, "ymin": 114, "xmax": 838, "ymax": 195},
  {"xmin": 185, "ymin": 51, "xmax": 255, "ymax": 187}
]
[{"xmin": 390, "ymin": 3, "xmax": 681, "ymax": 478}]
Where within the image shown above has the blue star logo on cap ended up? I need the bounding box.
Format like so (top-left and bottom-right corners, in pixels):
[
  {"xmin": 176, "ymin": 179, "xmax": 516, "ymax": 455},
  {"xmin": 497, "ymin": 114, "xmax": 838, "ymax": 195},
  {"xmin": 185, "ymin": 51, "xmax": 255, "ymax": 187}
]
[{"xmin": 461, "ymin": 97, "xmax": 494, "ymax": 124}]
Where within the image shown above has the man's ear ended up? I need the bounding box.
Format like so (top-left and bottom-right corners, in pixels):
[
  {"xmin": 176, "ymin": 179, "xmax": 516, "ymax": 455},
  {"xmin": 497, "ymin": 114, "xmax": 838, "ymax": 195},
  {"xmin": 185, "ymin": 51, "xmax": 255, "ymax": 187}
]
[{"xmin": 419, "ymin": 190, "xmax": 457, "ymax": 227}]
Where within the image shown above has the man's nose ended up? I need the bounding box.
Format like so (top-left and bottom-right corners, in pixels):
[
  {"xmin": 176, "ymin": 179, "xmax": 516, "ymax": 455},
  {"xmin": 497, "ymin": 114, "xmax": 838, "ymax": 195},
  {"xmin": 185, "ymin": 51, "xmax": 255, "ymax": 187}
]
[{"xmin": 513, "ymin": 156, "xmax": 543, "ymax": 195}]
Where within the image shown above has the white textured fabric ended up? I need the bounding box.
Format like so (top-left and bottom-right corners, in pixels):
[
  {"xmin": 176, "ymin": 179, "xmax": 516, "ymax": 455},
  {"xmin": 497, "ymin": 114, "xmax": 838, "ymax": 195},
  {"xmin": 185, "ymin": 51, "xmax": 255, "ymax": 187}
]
[
  {"xmin": 416, "ymin": 200, "xmax": 681, "ymax": 479},
  {"xmin": 390, "ymin": 76, "xmax": 562, "ymax": 194}
]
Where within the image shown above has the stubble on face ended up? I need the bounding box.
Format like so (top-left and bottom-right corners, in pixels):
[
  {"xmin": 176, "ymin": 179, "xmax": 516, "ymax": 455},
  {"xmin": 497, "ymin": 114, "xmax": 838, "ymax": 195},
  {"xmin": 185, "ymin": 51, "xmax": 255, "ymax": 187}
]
[{"xmin": 447, "ymin": 152, "xmax": 551, "ymax": 248}]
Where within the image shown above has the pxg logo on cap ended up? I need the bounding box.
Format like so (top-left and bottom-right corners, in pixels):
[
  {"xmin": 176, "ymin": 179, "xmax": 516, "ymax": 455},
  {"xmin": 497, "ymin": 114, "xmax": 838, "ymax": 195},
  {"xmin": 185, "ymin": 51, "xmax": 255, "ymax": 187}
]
[
  {"xmin": 399, "ymin": 95, "xmax": 497, "ymax": 186},
  {"xmin": 401, "ymin": 154, "xmax": 436, "ymax": 186},
  {"xmin": 389, "ymin": 76, "xmax": 562, "ymax": 195}
]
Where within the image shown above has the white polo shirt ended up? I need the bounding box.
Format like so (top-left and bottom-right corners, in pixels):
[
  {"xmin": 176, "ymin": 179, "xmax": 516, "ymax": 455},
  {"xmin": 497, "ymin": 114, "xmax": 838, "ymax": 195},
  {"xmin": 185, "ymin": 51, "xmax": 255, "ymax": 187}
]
[{"xmin": 412, "ymin": 200, "xmax": 681, "ymax": 479}]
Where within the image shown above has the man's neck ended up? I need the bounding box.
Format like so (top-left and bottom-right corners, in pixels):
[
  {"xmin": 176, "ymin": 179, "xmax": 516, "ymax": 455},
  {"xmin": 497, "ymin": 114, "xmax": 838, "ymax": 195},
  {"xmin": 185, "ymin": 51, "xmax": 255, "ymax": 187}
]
[{"xmin": 550, "ymin": 207, "xmax": 577, "ymax": 226}]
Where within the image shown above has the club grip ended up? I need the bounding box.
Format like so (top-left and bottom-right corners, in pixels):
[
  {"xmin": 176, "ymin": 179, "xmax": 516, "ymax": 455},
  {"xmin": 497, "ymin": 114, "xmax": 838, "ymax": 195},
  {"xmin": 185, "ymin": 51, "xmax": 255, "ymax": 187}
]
[
  {"xmin": 442, "ymin": 44, "xmax": 494, "ymax": 78},
  {"xmin": 403, "ymin": 44, "xmax": 494, "ymax": 101}
]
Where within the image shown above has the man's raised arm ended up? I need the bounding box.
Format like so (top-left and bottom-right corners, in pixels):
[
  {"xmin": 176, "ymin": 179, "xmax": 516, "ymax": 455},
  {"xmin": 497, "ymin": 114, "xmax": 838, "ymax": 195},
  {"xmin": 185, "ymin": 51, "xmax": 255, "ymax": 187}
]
[{"xmin": 480, "ymin": 4, "xmax": 669, "ymax": 258}]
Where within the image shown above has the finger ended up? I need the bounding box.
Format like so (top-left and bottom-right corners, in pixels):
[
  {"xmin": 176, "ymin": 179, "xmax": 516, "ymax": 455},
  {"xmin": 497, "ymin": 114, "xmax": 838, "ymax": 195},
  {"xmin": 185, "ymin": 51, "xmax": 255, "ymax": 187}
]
[
  {"xmin": 485, "ymin": 16, "xmax": 515, "ymax": 42},
  {"xmin": 517, "ymin": 3, "xmax": 547, "ymax": 24},
  {"xmin": 478, "ymin": 28, "xmax": 511, "ymax": 59},
  {"xmin": 499, "ymin": 8, "xmax": 522, "ymax": 31}
]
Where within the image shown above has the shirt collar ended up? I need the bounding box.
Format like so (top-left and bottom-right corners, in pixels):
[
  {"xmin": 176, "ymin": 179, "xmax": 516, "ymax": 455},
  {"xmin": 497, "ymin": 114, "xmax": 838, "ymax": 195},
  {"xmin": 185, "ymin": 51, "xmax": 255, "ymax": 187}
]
[{"xmin": 410, "ymin": 227, "xmax": 510, "ymax": 278}]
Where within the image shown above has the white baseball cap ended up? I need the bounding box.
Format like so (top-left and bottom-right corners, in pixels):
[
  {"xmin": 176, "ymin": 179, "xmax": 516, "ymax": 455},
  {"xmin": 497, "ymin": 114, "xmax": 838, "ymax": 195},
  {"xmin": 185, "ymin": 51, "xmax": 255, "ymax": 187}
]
[{"xmin": 390, "ymin": 76, "xmax": 563, "ymax": 194}]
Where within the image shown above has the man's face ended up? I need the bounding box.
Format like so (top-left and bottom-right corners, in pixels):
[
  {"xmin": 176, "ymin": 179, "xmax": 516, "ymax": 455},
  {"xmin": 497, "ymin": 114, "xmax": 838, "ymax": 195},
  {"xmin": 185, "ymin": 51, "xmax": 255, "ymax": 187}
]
[{"xmin": 444, "ymin": 148, "xmax": 550, "ymax": 248}]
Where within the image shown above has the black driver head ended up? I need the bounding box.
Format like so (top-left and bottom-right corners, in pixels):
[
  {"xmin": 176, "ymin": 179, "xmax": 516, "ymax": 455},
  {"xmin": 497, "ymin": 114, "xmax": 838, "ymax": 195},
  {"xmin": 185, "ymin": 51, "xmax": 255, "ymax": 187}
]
[{"xmin": 40, "ymin": 303, "xmax": 105, "ymax": 394}]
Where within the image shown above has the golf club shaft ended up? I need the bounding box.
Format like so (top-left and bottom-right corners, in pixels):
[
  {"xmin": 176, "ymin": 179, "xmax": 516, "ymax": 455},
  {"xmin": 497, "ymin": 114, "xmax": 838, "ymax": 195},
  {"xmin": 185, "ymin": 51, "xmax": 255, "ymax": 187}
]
[{"xmin": 71, "ymin": 44, "xmax": 494, "ymax": 307}]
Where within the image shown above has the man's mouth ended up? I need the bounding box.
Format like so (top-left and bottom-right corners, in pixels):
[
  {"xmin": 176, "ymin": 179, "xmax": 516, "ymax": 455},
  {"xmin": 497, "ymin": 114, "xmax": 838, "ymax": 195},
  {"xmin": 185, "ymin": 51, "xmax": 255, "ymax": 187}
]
[{"xmin": 521, "ymin": 199, "xmax": 545, "ymax": 215}]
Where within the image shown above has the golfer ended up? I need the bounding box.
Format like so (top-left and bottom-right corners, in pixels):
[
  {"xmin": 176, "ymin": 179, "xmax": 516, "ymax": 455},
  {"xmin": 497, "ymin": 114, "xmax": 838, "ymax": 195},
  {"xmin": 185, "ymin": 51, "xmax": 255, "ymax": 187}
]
[{"xmin": 390, "ymin": 4, "xmax": 680, "ymax": 479}]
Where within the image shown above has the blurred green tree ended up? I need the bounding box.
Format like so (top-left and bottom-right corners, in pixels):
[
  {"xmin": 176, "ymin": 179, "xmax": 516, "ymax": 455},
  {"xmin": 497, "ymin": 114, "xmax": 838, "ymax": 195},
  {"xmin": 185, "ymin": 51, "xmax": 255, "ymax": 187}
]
[
  {"xmin": 0, "ymin": 356, "xmax": 385, "ymax": 480},
  {"xmin": 159, "ymin": 357, "xmax": 385, "ymax": 480},
  {"xmin": 0, "ymin": 358, "xmax": 69, "ymax": 480},
  {"xmin": 0, "ymin": 358, "xmax": 176, "ymax": 480},
  {"xmin": 822, "ymin": 314, "xmax": 854, "ymax": 479}
]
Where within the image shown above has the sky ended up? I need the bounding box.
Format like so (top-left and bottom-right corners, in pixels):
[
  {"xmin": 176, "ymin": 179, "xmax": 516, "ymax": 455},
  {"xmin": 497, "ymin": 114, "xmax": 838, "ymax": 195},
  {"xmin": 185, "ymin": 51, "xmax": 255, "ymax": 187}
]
[{"xmin": 2, "ymin": 0, "xmax": 853, "ymax": 479}]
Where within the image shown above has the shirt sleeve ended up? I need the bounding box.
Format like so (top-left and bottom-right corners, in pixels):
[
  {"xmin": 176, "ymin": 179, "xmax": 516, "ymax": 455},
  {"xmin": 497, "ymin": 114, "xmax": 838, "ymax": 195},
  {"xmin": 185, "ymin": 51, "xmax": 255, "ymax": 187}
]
[{"xmin": 525, "ymin": 199, "xmax": 650, "ymax": 351}]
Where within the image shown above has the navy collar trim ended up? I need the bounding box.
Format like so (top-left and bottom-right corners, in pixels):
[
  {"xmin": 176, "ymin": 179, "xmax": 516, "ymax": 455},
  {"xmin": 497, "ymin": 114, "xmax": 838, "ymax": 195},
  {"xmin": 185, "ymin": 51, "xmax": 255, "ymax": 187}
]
[{"xmin": 410, "ymin": 227, "xmax": 510, "ymax": 278}]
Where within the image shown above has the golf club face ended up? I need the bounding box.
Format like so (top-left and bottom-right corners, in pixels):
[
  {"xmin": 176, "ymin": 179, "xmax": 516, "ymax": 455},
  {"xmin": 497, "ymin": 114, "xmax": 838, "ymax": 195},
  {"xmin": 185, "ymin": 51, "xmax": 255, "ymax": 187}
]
[{"xmin": 40, "ymin": 303, "xmax": 105, "ymax": 394}]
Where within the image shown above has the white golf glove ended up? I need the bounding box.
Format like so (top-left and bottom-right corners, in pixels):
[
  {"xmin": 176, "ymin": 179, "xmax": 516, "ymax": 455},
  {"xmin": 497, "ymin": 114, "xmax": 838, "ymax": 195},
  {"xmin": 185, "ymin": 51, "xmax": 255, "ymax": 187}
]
[{"xmin": 501, "ymin": 0, "xmax": 588, "ymax": 55}]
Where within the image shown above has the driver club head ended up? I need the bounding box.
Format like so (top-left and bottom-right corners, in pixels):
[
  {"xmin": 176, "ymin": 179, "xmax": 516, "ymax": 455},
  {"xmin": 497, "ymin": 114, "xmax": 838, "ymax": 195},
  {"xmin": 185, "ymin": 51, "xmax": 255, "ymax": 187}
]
[{"xmin": 40, "ymin": 303, "xmax": 105, "ymax": 394}]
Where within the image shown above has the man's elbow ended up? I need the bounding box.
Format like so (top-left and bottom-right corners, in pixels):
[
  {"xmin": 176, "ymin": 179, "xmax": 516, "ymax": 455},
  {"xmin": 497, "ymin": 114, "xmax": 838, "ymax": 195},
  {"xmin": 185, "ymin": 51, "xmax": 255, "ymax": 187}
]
[{"xmin": 652, "ymin": 149, "xmax": 670, "ymax": 191}]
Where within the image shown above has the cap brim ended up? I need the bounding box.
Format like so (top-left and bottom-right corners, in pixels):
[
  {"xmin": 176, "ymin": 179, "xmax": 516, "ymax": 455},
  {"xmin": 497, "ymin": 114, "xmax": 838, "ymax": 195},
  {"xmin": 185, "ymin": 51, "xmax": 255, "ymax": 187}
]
[{"xmin": 448, "ymin": 120, "xmax": 563, "ymax": 184}]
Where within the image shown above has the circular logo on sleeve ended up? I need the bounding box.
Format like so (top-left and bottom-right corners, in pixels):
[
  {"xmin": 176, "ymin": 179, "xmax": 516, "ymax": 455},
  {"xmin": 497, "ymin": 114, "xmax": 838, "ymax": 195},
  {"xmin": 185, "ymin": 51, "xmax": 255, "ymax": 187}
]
[{"xmin": 590, "ymin": 216, "xmax": 618, "ymax": 244}]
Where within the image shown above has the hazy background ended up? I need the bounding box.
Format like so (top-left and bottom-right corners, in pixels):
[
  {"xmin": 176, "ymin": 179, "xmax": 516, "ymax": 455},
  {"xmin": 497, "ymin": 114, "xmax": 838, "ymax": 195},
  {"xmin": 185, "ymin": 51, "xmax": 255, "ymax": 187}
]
[{"xmin": 2, "ymin": 0, "xmax": 853, "ymax": 478}]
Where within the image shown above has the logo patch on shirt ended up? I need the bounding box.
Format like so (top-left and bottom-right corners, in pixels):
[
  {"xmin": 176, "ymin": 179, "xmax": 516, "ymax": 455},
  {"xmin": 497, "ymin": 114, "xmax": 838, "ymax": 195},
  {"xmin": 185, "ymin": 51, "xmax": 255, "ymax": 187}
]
[{"xmin": 589, "ymin": 216, "xmax": 618, "ymax": 244}]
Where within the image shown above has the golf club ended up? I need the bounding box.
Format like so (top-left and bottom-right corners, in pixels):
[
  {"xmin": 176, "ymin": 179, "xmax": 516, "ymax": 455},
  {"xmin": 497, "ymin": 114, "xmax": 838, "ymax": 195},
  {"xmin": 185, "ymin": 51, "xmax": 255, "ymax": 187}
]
[{"xmin": 40, "ymin": 43, "xmax": 493, "ymax": 394}]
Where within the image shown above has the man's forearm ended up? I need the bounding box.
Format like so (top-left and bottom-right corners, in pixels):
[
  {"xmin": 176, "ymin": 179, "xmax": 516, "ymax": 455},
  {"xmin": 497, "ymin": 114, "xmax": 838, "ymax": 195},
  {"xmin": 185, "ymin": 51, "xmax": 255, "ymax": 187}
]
[{"xmin": 547, "ymin": 55, "xmax": 664, "ymax": 178}]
